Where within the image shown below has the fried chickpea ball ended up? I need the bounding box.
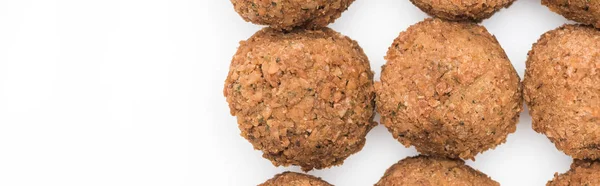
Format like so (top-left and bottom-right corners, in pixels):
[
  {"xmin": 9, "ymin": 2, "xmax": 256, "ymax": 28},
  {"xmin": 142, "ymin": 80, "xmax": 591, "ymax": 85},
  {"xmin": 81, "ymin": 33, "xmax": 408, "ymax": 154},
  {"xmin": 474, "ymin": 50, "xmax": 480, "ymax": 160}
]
[
  {"xmin": 375, "ymin": 156, "xmax": 499, "ymax": 186},
  {"xmin": 543, "ymin": 0, "xmax": 600, "ymax": 29},
  {"xmin": 224, "ymin": 27, "xmax": 376, "ymax": 171},
  {"xmin": 523, "ymin": 25, "xmax": 600, "ymax": 160},
  {"xmin": 259, "ymin": 172, "xmax": 332, "ymax": 186},
  {"xmin": 547, "ymin": 160, "xmax": 600, "ymax": 186},
  {"xmin": 375, "ymin": 18, "xmax": 522, "ymax": 160},
  {"xmin": 409, "ymin": 0, "xmax": 514, "ymax": 21},
  {"xmin": 230, "ymin": 0, "xmax": 354, "ymax": 30}
]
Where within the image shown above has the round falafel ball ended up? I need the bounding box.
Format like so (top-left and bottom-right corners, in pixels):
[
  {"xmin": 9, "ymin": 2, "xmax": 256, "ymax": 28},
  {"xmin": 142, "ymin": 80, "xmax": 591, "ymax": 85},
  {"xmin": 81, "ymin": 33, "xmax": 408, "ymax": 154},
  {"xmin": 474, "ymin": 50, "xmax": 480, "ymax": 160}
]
[
  {"xmin": 224, "ymin": 27, "xmax": 376, "ymax": 171},
  {"xmin": 543, "ymin": 0, "xmax": 600, "ymax": 29},
  {"xmin": 230, "ymin": 0, "xmax": 354, "ymax": 30},
  {"xmin": 375, "ymin": 18, "xmax": 522, "ymax": 160},
  {"xmin": 547, "ymin": 160, "xmax": 600, "ymax": 186},
  {"xmin": 523, "ymin": 24, "xmax": 600, "ymax": 160},
  {"xmin": 375, "ymin": 155, "xmax": 499, "ymax": 186},
  {"xmin": 409, "ymin": 0, "xmax": 514, "ymax": 21},
  {"xmin": 259, "ymin": 172, "xmax": 332, "ymax": 186}
]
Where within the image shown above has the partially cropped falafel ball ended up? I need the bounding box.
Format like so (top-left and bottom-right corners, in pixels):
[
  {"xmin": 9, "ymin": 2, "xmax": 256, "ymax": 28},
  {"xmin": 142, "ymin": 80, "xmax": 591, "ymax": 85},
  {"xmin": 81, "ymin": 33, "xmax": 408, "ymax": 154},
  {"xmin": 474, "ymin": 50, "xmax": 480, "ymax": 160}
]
[
  {"xmin": 524, "ymin": 25, "xmax": 600, "ymax": 160},
  {"xmin": 224, "ymin": 27, "xmax": 376, "ymax": 171},
  {"xmin": 547, "ymin": 160, "xmax": 600, "ymax": 186},
  {"xmin": 543, "ymin": 0, "xmax": 600, "ymax": 29},
  {"xmin": 260, "ymin": 172, "xmax": 332, "ymax": 186},
  {"xmin": 409, "ymin": 0, "xmax": 514, "ymax": 21},
  {"xmin": 375, "ymin": 156, "xmax": 499, "ymax": 186},
  {"xmin": 376, "ymin": 18, "xmax": 522, "ymax": 160},
  {"xmin": 230, "ymin": 0, "xmax": 354, "ymax": 30}
]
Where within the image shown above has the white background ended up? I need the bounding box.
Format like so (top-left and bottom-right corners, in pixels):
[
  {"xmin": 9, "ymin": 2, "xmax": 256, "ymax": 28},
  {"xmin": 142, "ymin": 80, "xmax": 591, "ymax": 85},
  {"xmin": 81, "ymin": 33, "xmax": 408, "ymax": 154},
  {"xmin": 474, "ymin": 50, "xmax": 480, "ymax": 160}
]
[{"xmin": 0, "ymin": 0, "xmax": 578, "ymax": 185}]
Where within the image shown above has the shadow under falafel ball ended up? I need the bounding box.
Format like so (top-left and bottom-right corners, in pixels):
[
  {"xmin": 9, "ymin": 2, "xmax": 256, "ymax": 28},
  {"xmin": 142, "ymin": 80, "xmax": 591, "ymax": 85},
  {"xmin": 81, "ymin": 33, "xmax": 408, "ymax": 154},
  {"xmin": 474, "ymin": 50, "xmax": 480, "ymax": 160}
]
[
  {"xmin": 409, "ymin": 0, "xmax": 514, "ymax": 22},
  {"xmin": 524, "ymin": 24, "xmax": 600, "ymax": 160},
  {"xmin": 259, "ymin": 172, "xmax": 332, "ymax": 186},
  {"xmin": 543, "ymin": 0, "xmax": 600, "ymax": 29},
  {"xmin": 224, "ymin": 27, "xmax": 376, "ymax": 171},
  {"xmin": 547, "ymin": 160, "xmax": 600, "ymax": 186},
  {"xmin": 376, "ymin": 18, "xmax": 522, "ymax": 160},
  {"xmin": 230, "ymin": 0, "xmax": 355, "ymax": 30},
  {"xmin": 375, "ymin": 155, "xmax": 499, "ymax": 186}
]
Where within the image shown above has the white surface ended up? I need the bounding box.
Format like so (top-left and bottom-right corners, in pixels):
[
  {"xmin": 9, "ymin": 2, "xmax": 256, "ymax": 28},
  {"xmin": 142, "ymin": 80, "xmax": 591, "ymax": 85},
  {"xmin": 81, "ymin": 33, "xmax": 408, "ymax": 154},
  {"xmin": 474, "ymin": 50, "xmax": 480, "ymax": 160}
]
[{"xmin": 0, "ymin": 0, "xmax": 577, "ymax": 185}]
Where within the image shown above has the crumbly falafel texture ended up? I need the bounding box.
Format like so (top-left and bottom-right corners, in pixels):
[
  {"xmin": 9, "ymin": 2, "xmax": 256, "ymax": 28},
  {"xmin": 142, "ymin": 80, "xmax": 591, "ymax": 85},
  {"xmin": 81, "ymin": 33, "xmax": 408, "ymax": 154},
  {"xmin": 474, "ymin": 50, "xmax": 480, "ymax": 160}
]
[
  {"xmin": 224, "ymin": 27, "xmax": 376, "ymax": 171},
  {"xmin": 524, "ymin": 24, "xmax": 600, "ymax": 160},
  {"xmin": 409, "ymin": 0, "xmax": 514, "ymax": 21},
  {"xmin": 547, "ymin": 160, "xmax": 600, "ymax": 186},
  {"xmin": 543, "ymin": 0, "xmax": 600, "ymax": 29},
  {"xmin": 375, "ymin": 156, "xmax": 499, "ymax": 186},
  {"xmin": 231, "ymin": 0, "xmax": 354, "ymax": 30},
  {"xmin": 376, "ymin": 18, "xmax": 522, "ymax": 160},
  {"xmin": 259, "ymin": 172, "xmax": 332, "ymax": 186}
]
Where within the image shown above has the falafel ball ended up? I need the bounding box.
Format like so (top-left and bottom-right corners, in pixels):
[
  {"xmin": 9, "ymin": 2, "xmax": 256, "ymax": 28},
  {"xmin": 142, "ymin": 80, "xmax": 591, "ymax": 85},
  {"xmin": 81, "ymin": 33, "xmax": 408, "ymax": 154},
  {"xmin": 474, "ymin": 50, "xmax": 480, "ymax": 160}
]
[
  {"xmin": 409, "ymin": 0, "xmax": 514, "ymax": 21},
  {"xmin": 375, "ymin": 18, "xmax": 522, "ymax": 160},
  {"xmin": 523, "ymin": 24, "xmax": 600, "ymax": 160},
  {"xmin": 547, "ymin": 160, "xmax": 600, "ymax": 186},
  {"xmin": 375, "ymin": 155, "xmax": 499, "ymax": 186},
  {"xmin": 259, "ymin": 172, "xmax": 332, "ymax": 186},
  {"xmin": 230, "ymin": 0, "xmax": 354, "ymax": 30},
  {"xmin": 543, "ymin": 0, "xmax": 600, "ymax": 29},
  {"xmin": 224, "ymin": 27, "xmax": 376, "ymax": 171}
]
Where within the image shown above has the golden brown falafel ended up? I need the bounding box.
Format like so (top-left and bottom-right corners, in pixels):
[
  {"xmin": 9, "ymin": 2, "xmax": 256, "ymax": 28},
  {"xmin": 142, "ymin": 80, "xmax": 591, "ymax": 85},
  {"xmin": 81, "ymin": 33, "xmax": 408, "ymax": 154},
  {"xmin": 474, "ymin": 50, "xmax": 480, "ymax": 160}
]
[
  {"xmin": 523, "ymin": 24, "xmax": 600, "ymax": 160},
  {"xmin": 230, "ymin": 0, "xmax": 354, "ymax": 30},
  {"xmin": 547, "ymin": 160, "xmax": 600, "ymax": 186},
  {"xmin": 259, "ymin": 172, "xmax": 332, "ymax": 186},
  {"xmin": 375, "ymin": 18, "xmax": 522, "ymax": 160},
  {"xmin": 375, "ymin": 155, "xmax": 499, "ymax": 186},
  {"xmin": 409, "ymin": 0, "xmax": 514, "ymax": 21},
  {"xmin": 543, "ymin": 0, "xmax": 600, "ymax": 29},
  {"xmin": 224, "ymin": 27, "xmax": 376, "ymax": 171}
]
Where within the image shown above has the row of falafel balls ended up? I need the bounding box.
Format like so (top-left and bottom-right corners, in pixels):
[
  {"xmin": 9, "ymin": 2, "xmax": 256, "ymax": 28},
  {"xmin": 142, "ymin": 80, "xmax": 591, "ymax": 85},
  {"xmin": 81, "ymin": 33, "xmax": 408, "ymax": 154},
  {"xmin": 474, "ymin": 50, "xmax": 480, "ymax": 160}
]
[{"xmin": 224, "ymin": 0, "xmax": 600, "ymax": 185}]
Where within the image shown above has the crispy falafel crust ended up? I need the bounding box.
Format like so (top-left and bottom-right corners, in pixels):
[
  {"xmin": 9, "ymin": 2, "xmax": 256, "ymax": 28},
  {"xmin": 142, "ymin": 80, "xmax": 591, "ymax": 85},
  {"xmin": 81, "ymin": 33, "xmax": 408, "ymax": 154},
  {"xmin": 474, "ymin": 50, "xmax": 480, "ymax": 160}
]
[
  {"xmin": 224, "ymin": 27, "xmax": 376, "ymax": 171},
  {"xmin": 543, "ymin": 0, "xmax": 600, "ymax": 29},
  {"xmin": 375, "ymin": 18, "xmax": 522, "ymax": 160},
  {"xmin": 409, "ymin": 0, "xmax": 514, "ymax": 21},
  {"xmin": 230, "ymin": 0, "xmax": 354, "ymax": 30},
  {"xmin": 375, "ymin": 156, "xmax": 499, "ymax": 186},
  {"xmin": 547, "ymin": 160, "xmax": 600, "ymax": 186},
  {"xmin": 259, "ymin": 172, "xmax": 333, "ymax": 186},
  {"xmin": 524, "ymin": 25, "xmax": 600, "ymax": 160}
]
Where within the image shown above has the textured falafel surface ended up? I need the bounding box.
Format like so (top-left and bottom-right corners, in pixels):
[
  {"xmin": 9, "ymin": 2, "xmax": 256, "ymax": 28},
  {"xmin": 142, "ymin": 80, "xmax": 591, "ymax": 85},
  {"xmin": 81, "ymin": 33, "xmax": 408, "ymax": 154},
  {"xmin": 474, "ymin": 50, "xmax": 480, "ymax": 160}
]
[
  {"xmin": 547, "ymin": 160, "xmax": 600, "ymax": 186},
  {"xmin": 524, "ymin": 24, "xmax": 600, "ymax": 160},
  {"xmin": 259, "ymin": 172, "xmax": 332, "ymax": 186},
  {"xmin": 375, "ymin": 156, "xmax": 499, "ymax": 186},
  {"xmin": 543, "ymin": 0, "xmax": 600, "ymax": 29},
  {"xmin": 409, "ymin": 0, "xmax": 514, "ymax": 21},
  {"xmin": 224, "ymin": 27, "xmax": 376, "ymax": 171},
  {"xmin": 376, "ymin": 18, "xmax": 522, "ymax": 160},
  {"xmin": 230, "ymin": 0, "xmax": 354, "ymax": 30}
]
